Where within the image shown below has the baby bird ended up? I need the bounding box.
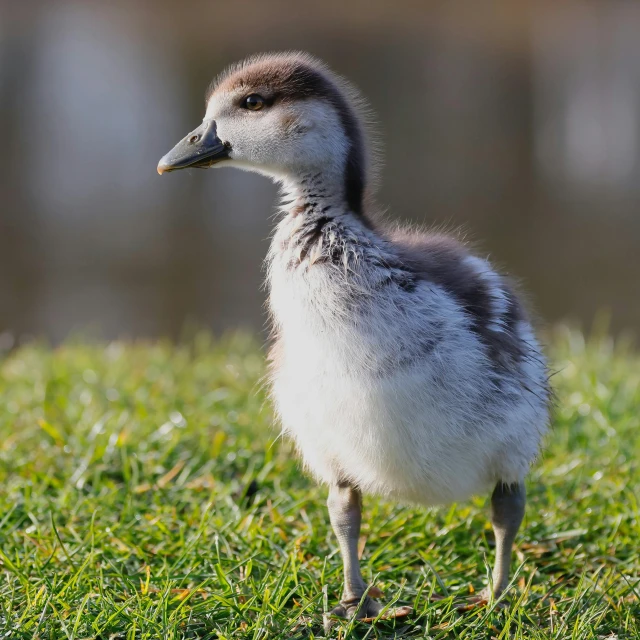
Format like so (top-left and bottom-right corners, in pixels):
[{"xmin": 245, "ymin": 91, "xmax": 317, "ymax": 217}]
[{"xmin": 158, "ymin": 52, "xmax": 550, "ymax": 622}]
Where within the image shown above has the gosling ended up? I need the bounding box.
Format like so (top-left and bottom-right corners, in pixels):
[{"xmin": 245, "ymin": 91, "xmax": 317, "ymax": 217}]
[{"xmin": 158, "ymin": 52, "xmax": 550, "ymax": 622}]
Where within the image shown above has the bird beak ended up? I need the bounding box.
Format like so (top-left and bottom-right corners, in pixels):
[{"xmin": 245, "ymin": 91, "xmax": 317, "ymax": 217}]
[{"xmin": 157, "ymin": 119, "xmax": 230, "ymax": 175}]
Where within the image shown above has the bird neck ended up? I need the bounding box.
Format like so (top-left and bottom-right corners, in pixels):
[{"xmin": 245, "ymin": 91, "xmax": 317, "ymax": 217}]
[
  {"xmin": 268, "ymin": 171, "xmax": 388, "ymax": 272},
  {"xmin": 279, "ymin": 171, "xmax": 367, "ymax": 225}
]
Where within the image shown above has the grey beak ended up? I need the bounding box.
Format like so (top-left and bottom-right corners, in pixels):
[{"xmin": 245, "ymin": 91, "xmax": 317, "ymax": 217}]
[{"xmin": 157, "ymin": 120, "xmax": 230, "ymax": 175}]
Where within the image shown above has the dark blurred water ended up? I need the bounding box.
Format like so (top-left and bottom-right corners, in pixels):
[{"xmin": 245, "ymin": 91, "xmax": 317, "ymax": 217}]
[{"xmin": 1, "ymin": 1, "xmax": 639, "ymax": 342}]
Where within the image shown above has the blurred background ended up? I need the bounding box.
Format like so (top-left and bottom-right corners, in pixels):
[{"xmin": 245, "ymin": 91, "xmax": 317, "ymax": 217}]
[{"xmin": 1, "ymin": 1, "xmax": 639, "ymax": 343}]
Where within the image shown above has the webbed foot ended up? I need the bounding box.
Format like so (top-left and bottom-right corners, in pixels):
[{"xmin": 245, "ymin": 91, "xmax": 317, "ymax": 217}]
[
  {"xmin": 323, "ymin": 594, "xmax": 411, "ymax": 631},
  {"xmin": 456, "ymin": 587, "xmax": 509, "ymax": 611}
]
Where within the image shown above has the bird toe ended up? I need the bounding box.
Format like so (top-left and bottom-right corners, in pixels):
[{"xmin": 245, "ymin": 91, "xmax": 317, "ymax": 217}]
[{"xmin": 324, "ymin": 596, "xmax": 411, "ymax": 631}]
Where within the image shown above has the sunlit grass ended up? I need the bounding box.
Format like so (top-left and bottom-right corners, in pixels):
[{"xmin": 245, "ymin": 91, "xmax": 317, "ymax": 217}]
[{"xmin": 0, "ymin": 328, "xmax": 638, "ymax": 638}]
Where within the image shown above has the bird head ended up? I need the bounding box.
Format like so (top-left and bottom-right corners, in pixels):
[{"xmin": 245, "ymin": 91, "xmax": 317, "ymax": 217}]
[{"xmin": 158, "ymin": 52, "xmax": 371, "ymax": 214}]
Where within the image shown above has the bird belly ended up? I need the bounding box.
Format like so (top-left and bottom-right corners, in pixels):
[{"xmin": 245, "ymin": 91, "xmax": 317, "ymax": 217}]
[{"xmin": 271, "ymin": 337, "xmax": 539, "ymax": 506}]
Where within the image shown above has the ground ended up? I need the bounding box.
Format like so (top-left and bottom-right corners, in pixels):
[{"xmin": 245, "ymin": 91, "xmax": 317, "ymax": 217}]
[{"xmin": 0, "ymin": 328, "xmax": 638, "ymax": 639}]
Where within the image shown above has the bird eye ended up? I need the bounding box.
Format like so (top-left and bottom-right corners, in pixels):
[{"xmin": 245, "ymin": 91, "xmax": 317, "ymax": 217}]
[{"xmin": 243, "ymin": 94, "xmax": 265, "ymax": 111}]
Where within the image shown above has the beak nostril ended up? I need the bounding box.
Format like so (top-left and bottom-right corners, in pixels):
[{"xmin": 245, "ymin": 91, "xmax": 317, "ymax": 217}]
[{"xmin": 189, "ymin": 135, "xmax": 200, "ymax": 144}]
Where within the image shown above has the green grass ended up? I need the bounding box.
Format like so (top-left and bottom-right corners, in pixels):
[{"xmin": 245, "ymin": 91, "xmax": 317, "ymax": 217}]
[{"xmin": 0, "ymin": 328, "xmax": 638, "ymax": 639}]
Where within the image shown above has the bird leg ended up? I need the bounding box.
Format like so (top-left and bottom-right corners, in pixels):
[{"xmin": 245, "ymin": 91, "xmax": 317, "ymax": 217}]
[
  {"xmin": 326, "ymin": 481, "xmax": 382, "ymax": 619},
  {"xmin": 324, "ymin": 481, "xmax": 412, "ymax": 628},
  {"xmin": 479, "ymin": 481, "xmax": 526, "ymax": 602}
]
